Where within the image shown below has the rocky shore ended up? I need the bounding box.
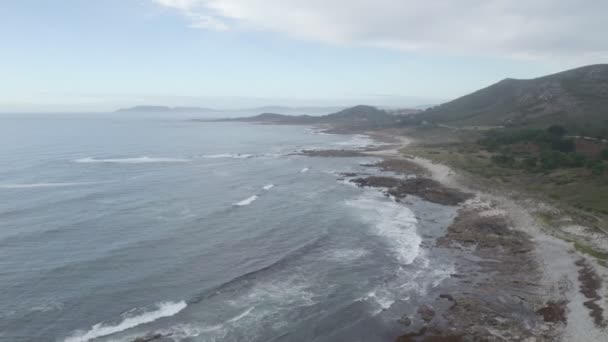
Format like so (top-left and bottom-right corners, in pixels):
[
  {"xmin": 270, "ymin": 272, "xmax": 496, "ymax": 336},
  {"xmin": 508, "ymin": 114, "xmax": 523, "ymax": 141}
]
[
  {"xmin": 301, "ymin": 129, "xmax": 608, "ymax": 341},
  {"xmin": 376, "ymin": 134, "xmax": 608, "ymax": 341}
]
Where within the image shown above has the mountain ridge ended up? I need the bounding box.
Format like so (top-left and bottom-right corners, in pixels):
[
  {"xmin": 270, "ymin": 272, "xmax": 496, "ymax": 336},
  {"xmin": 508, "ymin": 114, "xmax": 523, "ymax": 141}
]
[{"xmin": 417, "ymin": 64, "xmax": 608, "ymax": 128}]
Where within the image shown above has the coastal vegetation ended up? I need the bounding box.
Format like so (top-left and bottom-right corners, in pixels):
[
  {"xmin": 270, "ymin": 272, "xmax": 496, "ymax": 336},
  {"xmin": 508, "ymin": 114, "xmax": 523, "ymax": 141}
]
[{"xmin": 404, "ymin": 126, "xmax": 608, "ymax": 215}]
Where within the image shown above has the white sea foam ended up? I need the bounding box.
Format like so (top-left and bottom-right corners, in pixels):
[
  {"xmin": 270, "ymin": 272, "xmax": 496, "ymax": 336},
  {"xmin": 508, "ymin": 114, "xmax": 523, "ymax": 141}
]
[
  {"xmin": 364, "ymin": 290, "xmax": 395, "ymax": 314},
  {"xmin": 234, "ymin": 195, "xmax": 258, "ymax": 207},
  {"xmin": 63, "ymin": 301, "xmax": 187, "ymax": 342},
  {"xmin": 150, "ymin": 307, "xmax": 255, "ymax": 341},
  {"xmin": 262, "ymin": 184, "xmax": 274, "ymax": 191},
  {"xmin": 75, "ymin": 157, "xmax": 190, "ymax": 164},
  {"xmin": 300, "ymin": 167, "xmax": 310, "ymax": 173},
  {"xmin": 0, "ymin": 182, "xmax": 97, "ymax": 189},
  {"xmin": 202, "ymin": 153, "xmax": 254, "ymax": 159},
  {"xmin": 326, "ymin": 248, "xmax": 369, "ymax": 262},
  {"xmin": 159, "ymin": 323, "xmax": 224, "ymax": 341},
  {"xmin": 247, "ymin": 277, "xmax": 316, "ymax": 307},
  {"xmin": 335, "ymin": 134, "xmax": 376, "ymax": 149},
  {"xmin": 227, "ymin": 306, "xmax": 255, "ymax": 323},
  {"xmin": 345, "ymin": 192, "xmax": 420, "ymax": 265}
]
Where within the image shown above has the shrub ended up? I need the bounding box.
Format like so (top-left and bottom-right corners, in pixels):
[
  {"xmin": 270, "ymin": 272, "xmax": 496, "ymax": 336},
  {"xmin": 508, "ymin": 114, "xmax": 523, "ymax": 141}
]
[
  {"xmin": 566, "ymin": 153, "xmax": 586, "ymax": 168},
  {"xmin": 522, "ymin": 156, "xmax": 538, "ymax": 170},
  {"xmin": 540, "ymin": 151, "xmax": 568, "ymax": 170},
  {"xmin": 492, "ymin": 154, "xmax": 515, "ymax": 167},
  {"xmin": 547, "ymin": 125, "xmax": 567, "ymax": 137},
  {"xmin": 550, "ymin": 138, "xmax": 575, "ymax": 152},
  {"xmin": 601, "ymin": 149, "xmax": 608, "ymax": 161},
  {"xmin": 587, "ymin": 160, "xmax": 606, "ymax": 176}
]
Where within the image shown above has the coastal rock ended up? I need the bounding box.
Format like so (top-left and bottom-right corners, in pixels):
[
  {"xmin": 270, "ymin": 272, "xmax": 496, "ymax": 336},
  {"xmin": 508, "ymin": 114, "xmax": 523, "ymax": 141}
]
[
  {"xmin": 371, "ymin": 159, "xmax": 429, "ymax": 177},
  {"xmin": 536, "ymin": 301, "xmax": 568, "ymax": 323},
  {"xmin": 132, "ymin": 333, "xmax": 165, "ymax": 342},
  {"xmin": 351, "ymin": 176, "xmax": 402, "ymax": 188},
  {"xmin": 387, "ymin": 178, "xmax": 473, "ymax": 206},
  {"xmin": 436, "ymin": 208, "xmax": 532, "ymax": 252},
  {"xmin": 297, "ymin": 149, "xmax": 367, "ymax": 157},
  {"xmin": 351, "ymin": 175, "xmax": 473, "ymax": 206},
  {"xmin": 417, "ymin": 304, "xmax": 436, "ymax": 322},
  {"xmin": 397, "ymin": 315, "xmax": 412, "ymax": 326},
  {"xmin": 339, "ymin": 172, "xmax": 359, "ymax": 178}
]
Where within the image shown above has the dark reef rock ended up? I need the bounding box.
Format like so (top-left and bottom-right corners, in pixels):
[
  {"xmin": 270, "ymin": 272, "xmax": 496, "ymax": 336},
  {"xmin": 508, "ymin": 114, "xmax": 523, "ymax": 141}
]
[
  {"xmin": 351, "ymin": 176, "xmax": 473, "ymax": 206},
  {"xmin": 575, "ymin": 258, "xmax": 605, "ymax": 326},
  {"xmin": 351, "ymin": 176, "xmax": 403, "ymax": 188},
  {"xmin": 417, "ymin": 304, "xmax": 436, "ymax": 322},
  {"xmin": 133, "ymin": 333, "xmax": 165, "ymax": 342},
  {"xmin": 398, "ymin": 315, "xmax": 412, "ymax": 326},
  {"xmin": 387, "ymin": 178, "xmax": 473, "ymax": 206},
  {"xmin": 298, "ymin": 149, "xmax": 367, "ymax": 157},
  {"xmin": 372, "ymin": 159, "xmax": 429, "ymax": 177},
  {"xmin": 536, "ymin": 301, "xmax": 568, "ymax": 323}
]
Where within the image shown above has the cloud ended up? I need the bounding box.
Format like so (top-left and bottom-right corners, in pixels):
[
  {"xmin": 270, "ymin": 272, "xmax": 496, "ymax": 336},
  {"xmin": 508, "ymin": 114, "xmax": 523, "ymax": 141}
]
[{"xmin": 153, "ymin": 0, "xmax": 608, "ymax": 62}]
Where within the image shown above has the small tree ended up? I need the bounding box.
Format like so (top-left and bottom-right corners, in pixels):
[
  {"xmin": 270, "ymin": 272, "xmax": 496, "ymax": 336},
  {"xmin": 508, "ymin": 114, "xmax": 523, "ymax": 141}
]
[
  {"xmin": 547, "ymin": 125, "xmax": 567, "ymax": 137},
  {"xmin": 591, "ymin": 162, "xmax": 605, "ymax": 176},
  {"xmin": 551, "ymin": 138, "xmax": 575, "ymax": 152},
  {"xmin": 522, "ymin": 156, "xmax": 538, "ymax": 170},
  {"xmin": 492, "ymin": 154, "xmax": 515, "ymax": 167},
  {"xmin": 586, "ymin": 160, "xmax": 605, "ymax": 176},
  {"xmin": 569, "ymin": 153, "xmax": 587, "ymax": 167}
]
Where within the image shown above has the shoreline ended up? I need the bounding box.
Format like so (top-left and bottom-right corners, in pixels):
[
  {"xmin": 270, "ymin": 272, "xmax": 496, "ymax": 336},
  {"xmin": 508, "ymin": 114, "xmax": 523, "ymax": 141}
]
[
  {"xmin": 298, "ymin": 125, "xmax": 607, "ymax": 340},
  {"xmin": 360, "ymin": 130, "xmax": 608, "ymax": 340}
]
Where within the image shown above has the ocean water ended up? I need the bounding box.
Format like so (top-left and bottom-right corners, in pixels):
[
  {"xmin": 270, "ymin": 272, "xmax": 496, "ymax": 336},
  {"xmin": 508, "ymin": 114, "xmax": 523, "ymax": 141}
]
[{"xmin": 0, "ymin": 114, "xmax": 455, "ymax": 342}]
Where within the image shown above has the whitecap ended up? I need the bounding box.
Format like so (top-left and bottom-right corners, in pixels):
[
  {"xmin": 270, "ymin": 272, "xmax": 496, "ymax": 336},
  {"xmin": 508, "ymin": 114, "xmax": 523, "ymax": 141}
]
[
  {"xmin": 75, "ymin": 157, "xmax": 190, "ymax": 164},
  {"xmin": 345, "ymin": 192, "xmax": 420, "ymax": 265},
  {"xmin": 326, "ymin": 248, "xmax": 369, "ymax": 262},
  {"xmin": 234, "ymin": 195, "xmax": 258, "ymax": 207},
  {"xmin": 364, "ymin": 290, "xmax": 395, "ymax": 313},
  {"xmin": 334, "ymin": 134, "xmax": 376, "ymax": 149},
  {"xmin": 227, "ymin": 306, "xmax": 255, "ymax": 323},
  {"xmin": 202, "ymin": 153, "xmax": 254, "ymax": 159},
  {"xmin": 63, "ymin": 301, "xmax": 187, "ymax": 342},
  {"xmin": 300, "ymin": 167, "xmax": 310, "ymax": 173},
  {"xmin": 262, "ymin": 184, "xmax": 274, "ymax": 191},
  {"xmin": 143, "ymin": 307, "xmax": 255, "ymax": 341},
  {"xmin": 247, "ymin": 278, "xmax": 316, "ymax": 307}
]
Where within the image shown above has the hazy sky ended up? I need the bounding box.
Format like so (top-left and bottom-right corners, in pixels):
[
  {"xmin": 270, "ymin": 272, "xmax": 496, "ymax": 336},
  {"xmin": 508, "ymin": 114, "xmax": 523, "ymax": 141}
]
[{"xmin": 1, "ymin": 0, "xmax": 606, "ymax": 112}]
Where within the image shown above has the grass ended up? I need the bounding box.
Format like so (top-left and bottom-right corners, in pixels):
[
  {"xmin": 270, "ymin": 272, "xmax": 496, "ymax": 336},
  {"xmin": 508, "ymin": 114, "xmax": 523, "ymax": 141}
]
[
  {"xmin": 574, "ymin": 242, "xmax": 608, "ymax": 261},
  {"xmin": 560, "ymin": 235, "xmax": 608, "ymax": 264},
  {"xmin": 403, "ymin": 130, "xmax": 608, "ymax": 215}
]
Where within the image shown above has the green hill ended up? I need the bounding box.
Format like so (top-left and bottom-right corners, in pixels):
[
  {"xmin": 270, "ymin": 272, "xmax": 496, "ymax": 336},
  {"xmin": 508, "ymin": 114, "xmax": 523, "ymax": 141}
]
[{"xmin": 419, "ymin": 64, "xmax": 608, "ymax": 130}]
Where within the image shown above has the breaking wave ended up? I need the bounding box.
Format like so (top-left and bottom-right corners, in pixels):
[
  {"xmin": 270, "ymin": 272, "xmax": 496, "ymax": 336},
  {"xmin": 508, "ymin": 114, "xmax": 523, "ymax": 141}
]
[
  {"xmin": 202, "ymin": 153, "xmax": 285, "ymax": 160},
  {"xmin": 189, "ymin": 234, "xmax": 326, "ymax": 305},
  {"xmin": 74, "ymin": 157, "xmax": 190, "ymax": 164},
  {"xmin": 262, "ymin": 184, "xmax": 274, "ymax": 191},
  {"xmin": 63, "ymin": 301, "xmax": 187, "ymax": 342},
  {"xmin": 202, "ymin": 153, "xmax": 254, "ymax": 159},
  {"xmin": 234, "ymin": 195, "xmax": 258, "ymax": 207},
  {"xmin": 300, "ymin": 167, "xmax": 310, "ymax": 173},
  {"xmin": 345, "ymin": 192, "xmax": 420, "ymax": 265},
  {"xmin": 334, "ymin": 134, "xmax": 376, "ymax": 149}
]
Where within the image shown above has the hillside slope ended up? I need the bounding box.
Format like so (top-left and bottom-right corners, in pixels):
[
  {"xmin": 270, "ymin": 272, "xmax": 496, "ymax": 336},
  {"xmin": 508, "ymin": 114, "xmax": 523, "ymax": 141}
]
[
  {"xmin": 221, "ymin": 105, "xmax": 401, "ymax": 129},
  {"xmin": 419, "ymin": 64, "xmax": 608, "ymax": 127}
]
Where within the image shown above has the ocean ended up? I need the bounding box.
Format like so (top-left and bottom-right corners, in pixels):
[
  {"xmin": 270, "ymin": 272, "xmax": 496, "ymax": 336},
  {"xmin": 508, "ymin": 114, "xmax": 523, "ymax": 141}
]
[{"xmin": 0, "ymin": 114, "xmax": 457, "ymax": 342}]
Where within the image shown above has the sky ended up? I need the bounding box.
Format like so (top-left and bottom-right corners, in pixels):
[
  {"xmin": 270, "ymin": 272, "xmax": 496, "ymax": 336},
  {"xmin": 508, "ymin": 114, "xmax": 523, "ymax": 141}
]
[{"xmin": 1, "ymin": 0, "xmax": 607, "ymax": 112}]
